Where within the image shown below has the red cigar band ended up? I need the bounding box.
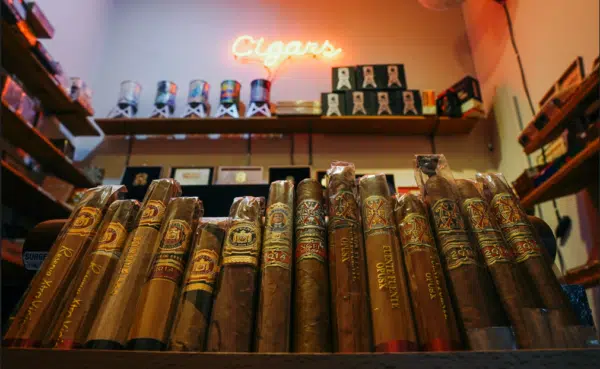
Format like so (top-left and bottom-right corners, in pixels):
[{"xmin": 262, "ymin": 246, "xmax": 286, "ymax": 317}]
[
  {"xmin": 423, "ymin": 338, "xmax": 457, "ymax": 352},
  {"xmin": 54, "ymin": 339, "xmax": 81, "ymax": 350},
  {"xmin": 375, "ymin": 340, "xmax": 418, "ymax": 352}
]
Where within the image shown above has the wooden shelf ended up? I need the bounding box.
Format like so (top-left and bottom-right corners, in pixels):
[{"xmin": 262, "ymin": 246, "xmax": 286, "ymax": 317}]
[
  {"xmin": 564, "ymin": 260, "xmax": 600, "ymax": 289},
  {"xmin": 523, "ymin": 72, "xmax": 599, "ymax": 154},
  {"xmin": 2, "ymin": 348, "xmax": 599, "ymax": 369},
  {"xmin": 2, "ymin": 103, "xmax": 96, "ymax": 187},
  {"xmin": 1, "ymin": 160, "xmax": 73, "ymax": 221},
  {"xmin": 95, "ymin": 116, "xmax": 480, "ymax": 136},
  {"xmin": 520, "ymin": 138, "xmax": 599, "ymax": 208},
  {"xmin": 1, "ymin": 21, "xmax": 100, "ymax": 136}
]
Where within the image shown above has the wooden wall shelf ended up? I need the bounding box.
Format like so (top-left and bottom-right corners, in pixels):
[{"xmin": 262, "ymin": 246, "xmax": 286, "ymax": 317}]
[
  {"xmin": 1, "ymin": 160, "xmax": 73, "ymax": 221},
  {"xmin": 95, "ymin": 116, "xmax": 480, "ymax": 136},
  {"xmin": 2, "ymin": 348, "xmax": 599, "ymax": 369},
  {"xmin": 520, "ymin": 138, "xmax": 599, "ymax": 208},
  {"xmin": 523, "ymin": 72, "xmax": 599, "ymax": 155},
  {"xmin": 1, "ymin": 21, "xmax": 100, "ymax": 136},
  {"xmin": 2, "ymin": 104, "xmax": 96, "ymax": 187}
]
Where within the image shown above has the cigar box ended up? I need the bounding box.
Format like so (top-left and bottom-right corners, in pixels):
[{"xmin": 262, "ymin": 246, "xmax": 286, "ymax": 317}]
[
  {"xmin": 170, "ymin": 167, "xmax": 214, "ymax": 186},
  {"xmin": 268, "ymin": 166, "xmax": 311, "ymax": 185},
  {"xmin": 41, "ymin": 176, "xmax": 75, "ymax": 203},
  {"xmin": 121, "ymin": 166, "xmax": 163, "ymax": 200},
  {"xmin": 512, "ymin": 165, "xmax": 544, "ymax": 199},
  {"xmin": 32, "ymin": 41, "xmax": 58, "ymax": 74},
  {"xmin": 344, "ymin": 91, "xmax": 377, "ymax": 116},
  {"xmin": 2, "ymin": 0, "xmax": 27, "ymax": 23},
  {"xmin": 1, "ymin": 75, "xmax": 25, "ymax": 113},
  {"xmin": 373, "ymin": 91, "xmax": 398, "ymax": 116},
  {"xmin": 436, "ymin": 89, "xmax": 461, "ymax": 117},
  {"xmin": 538, "ymin": 57, "xmax": 585, "ymax": 107},
  {"xmin": 451, "ymin": 75, "xmax": 482, "ymax": 104},
  {"xmin": 216, "ymin": 166, "xmax": 265, "ymax": 184},
  {"xmin": 321, "ymin": 92, "xmax": 346, "ymax": 116},
  {"xmin": 332, "ymin": 66, "xmax": 357, "ymax": 92},
  {"xmin": 395, "ymin": 89, "xmax": 423, "ymax": 116},
  {"xmin": 356, "ymin": 64, "xmax": 406, "ymax": 90},
  {"xmin": 49, "ymin": 138, "xmax": 75, "ymax": 160},
  {"xmin": 26, "ymin": 2, "xmax": 54, "ymax": 39},
  {"xmin": 275, "ymin": 100, "xmax": 321, "ymax": 116}
]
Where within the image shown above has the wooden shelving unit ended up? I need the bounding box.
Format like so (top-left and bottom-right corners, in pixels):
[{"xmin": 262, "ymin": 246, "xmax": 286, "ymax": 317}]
[
  {"xmin": 523, "ymin": 72, "xmax": 599, "ymax": 154},
  {"xmin": 1, "ymin": 160, "xmax": 73, "ymax": 221},
  {"xmin": 2, "ymin": 103, "xmax": 96, "ymax": 187},
  {"xmin": 520, "ymin": 138, "xmax": 599, "ymax": 208},
  {"xmin": 2, "ymin": 348, "xmax": 599, "ymax": 369},
  {"xmin": 95, "ymin": 116, "xmax": 480, "ymax": 136},
  {"xmin": 1, "ymin": 21, "xmax": 100, "ymax": 136}
]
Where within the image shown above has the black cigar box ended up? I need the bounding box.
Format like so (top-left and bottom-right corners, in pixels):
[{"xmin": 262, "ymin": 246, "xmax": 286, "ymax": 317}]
[
  {"xmin": 373, "ymin": 91, "xmax": 398, "ymax": 116},
  {"xmin": 395, "ymin": 89, "xmax": 423, "ymax": 116},
  {"xmin": 49, "ymin": 138, "xmax": 75, "ymax": 160},
  {"xmin": 120, "ymin": 166, "xmax": 162, "ymax": 201},
  {"xmin": 321, "ymin": 92, "xmax": 346, "ymax": 116},
  {"xmin": 332, "ymin": 66, "xmax": 357, "ymax": 92},
  {"xmin": 2, "ymin": 0, "xmax": 27, "ymax": 23},
  {"xmin": 32, "ymin": 41, "xmax": 57, "ymax": 74},
  {"xmin": 345, "ymin": 91, "xmax": 377, "ymax": 116},
  {"xmin": 451, "ymin": 75, "xmax": 482, "ymax": 104},
  {"xmin": 356, "ymin": 64, "xmax": 406, "ymax": 90},
  {"xmin": 26, "ymin": 2, "xmax": 54, "ymax": 39},
  {"xmin": 436, "ymin": 89, "xmax": 462, "ymax": 117},
  {"xmin": 268, "ymin": 166, "xmax": 311, "ymax": 185}
]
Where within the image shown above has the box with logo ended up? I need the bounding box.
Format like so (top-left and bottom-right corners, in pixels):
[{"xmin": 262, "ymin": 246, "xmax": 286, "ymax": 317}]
[
  {"xmin": 394, "ymin": 89, "xmax": 423, "ymax": 116},
  {"xmin": 372, "ymin": 91, "xmax": 398, "ymax": 116},
  {"xmin": 344, "ymin": 90, "xmax": 377, "ymax": 116},
  {"xmin": 332, "ymin": 66, "xmax": 357, "ymax": 92},
  {"xmin": 448, "ymin": 75, "xmax": 483, "ymax": 116},
  {"xmin": 26, "ymin": 2, "xmax": 54, "ymax": 39},
  {"xmin": 216, "ymin": 166, "xmax": 265, "ymax": 185},
  {"xmin": 170, "ymin": 167, "xmax": 214, "ymax": 186},
  {"xmin": 356, "ymin": 64, "xmax": 406, "ymax": 90},
  {"xmin": 121, "ymin": 166, "xmax": 163, "ymax": 201},
  {"xmin": 436, "ymin": 89, "xmax": 462, "ymax": 117},
  {"xmin": 321, "ymin": 92, "xmax": 346, "ymax": 116}
]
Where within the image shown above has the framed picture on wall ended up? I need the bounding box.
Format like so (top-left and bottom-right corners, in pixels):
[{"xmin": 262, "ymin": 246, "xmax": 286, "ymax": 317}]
[
  {"xmin": 170, "ymin": 167, "xmax": 214, "ymax": 186},
  {"xmin": 121, "ymin": 166, "xmax": 163, "ymax": 201}
]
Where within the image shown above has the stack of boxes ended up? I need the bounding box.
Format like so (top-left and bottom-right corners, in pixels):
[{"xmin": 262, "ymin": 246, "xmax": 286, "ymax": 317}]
[{"xmin": 322, "ymin": 64, "xmax": 422, "ymax": 117}]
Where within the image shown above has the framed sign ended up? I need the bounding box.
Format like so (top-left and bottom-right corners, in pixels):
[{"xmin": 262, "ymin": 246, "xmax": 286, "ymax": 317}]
[{"xmin": 170, "ymin": 167, "xmax": 214, "ymax": 186}]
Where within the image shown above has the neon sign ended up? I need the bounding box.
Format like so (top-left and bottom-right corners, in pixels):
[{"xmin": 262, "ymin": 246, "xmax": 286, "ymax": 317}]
[{"xmin": 232, "ymin": 35, "xmax": 342, "ymax": 67}]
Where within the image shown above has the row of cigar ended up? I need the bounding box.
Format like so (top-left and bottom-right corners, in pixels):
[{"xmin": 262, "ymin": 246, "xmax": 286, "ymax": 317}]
[{"xmin": 3, "ymin": 155, "xmax": 583, "ymax": 352}]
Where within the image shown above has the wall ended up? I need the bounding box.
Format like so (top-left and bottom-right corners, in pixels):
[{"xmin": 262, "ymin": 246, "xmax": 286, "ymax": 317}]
[
  {"xmin": 462, "ymin": 0, "xmax": 600, "ymax": 330},
  {"xmin": 90, "ymin": 0, "xmax": 494, "ymax": 185}
]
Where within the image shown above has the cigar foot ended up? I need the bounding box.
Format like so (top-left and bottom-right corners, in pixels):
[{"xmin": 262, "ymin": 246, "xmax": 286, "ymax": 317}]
[
  {"xmin": 126, "ymin": 338, "xmax": 166, "ymax": 351},
  {"xmin": 85, "ymin": 339, "xmax": 125, "ymax": 350}
]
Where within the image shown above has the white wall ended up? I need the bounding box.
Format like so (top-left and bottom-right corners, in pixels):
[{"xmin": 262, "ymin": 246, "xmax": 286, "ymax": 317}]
[
  {"xmin": 90, "ymin": 0, "xmax": 494, "ymax": 186},
  {"xmin": 462, "ymin": 0, "xmax": 600, "ymax": 331}
]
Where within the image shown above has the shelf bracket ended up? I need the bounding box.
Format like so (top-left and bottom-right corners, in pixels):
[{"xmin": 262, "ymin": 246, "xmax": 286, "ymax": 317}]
[{"xmin": 246, "ymin": 134, "xmax": 252, "ymax": 166}]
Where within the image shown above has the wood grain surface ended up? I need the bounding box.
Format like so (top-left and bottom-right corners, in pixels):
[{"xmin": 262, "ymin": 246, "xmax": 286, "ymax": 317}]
[{"xmin": 3, "ymin": 348, "xmax": 600, "ymax": 369}]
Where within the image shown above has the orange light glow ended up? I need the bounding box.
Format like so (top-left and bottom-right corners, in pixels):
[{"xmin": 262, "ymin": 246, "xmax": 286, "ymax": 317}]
[{"xmin": 232, "ymin": 35, "xmax": 342, "ymax": 67}]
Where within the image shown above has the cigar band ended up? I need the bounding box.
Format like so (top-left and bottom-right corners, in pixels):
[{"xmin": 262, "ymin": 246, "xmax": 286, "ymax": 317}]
[
  {"xmin": 363, "ymin": 196, "xmax": 394, "ymax": 234},
  {"xmin": 264, "ymin": 202, "xmax": 292, "ymax": 244},
  {"xmin": 184, "ymin": 249, "xmax": 220, "ymax": 293},
  {"xmin": 139, "ymin": 200, "xmax": 166, "ymax": 229},
  {"xmin": 490, "ymin": 193, "xmax": 542, "ymax": 263},
  {"xmin": 431, "ymin": 198, "xmax": 478, "ymax": 270},
  {"xmin": 296, "ymin": 238, "xmax": 327, "ymax": 263},
  {"xmin": 296, "ymin": 199, "xmax": 326, "ymax": 232},
  {"xmin": 149, "ymin": 219, "xmax": 192, "ymax": 283},
  {"xmin": 462, "ymin": 198, "xmax": 513, "ymax": 265},
  {"xmin": 330, "ymin": 190, "xmax": 360, "ymax": 222},
  {"xmin": 398, "ymin": 213, "xmax": 436, "ymax": 255},
  {"xmin": 94, "ymin": 222, "xmax": 128, "ymax": 259},
  {"xmin": 68, "ymin": 207, "xmax": 103, "ymax": 236},
  {"xmin": 222, "ymin": 221, "xmax": 260, "ymax": 267},
  {"xmin": 262, "ymin": 245, "xmax": 292, "ymax": 270}
]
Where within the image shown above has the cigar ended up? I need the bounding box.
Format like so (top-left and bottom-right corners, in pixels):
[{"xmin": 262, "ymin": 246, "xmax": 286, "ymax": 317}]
[
  {"xmin": 455, "ymin": 179, "xmax": 540, "ymax": 349},
  {"xmin": 358, "ymin": 174, "xmax": 417, "ymax": 352},
  {"xmin": 206, "ymin": 196, "xmax": 264, "ymax": 352},
  {"xmin": 326, "ymin": 162, "xmax": 372, "ymax": 352},
  {"xmin": 476, "ymin": 173, "xmax": 578, "ymax": 332},
  {"xmin": 415, "ymin": 156, "xmax": 508, "ymax": 349},
  {"xmin": 127, "ymin": 197, "xmax": 203, "ymax": 350},
  {"xmin": 3, "ymin": 186, "xmax": 125, "ymax": 348},
  {"xmin": 293, "ymin": 179, "xmax": 331, "ymax": 353},
  {"xmin": 46, "ymin": 200, "xmax": 140, "ymax": 349},
  {"xmin": 85, "ymin": 179, "xmax": 182, "ymax": 350},
  {"xmin": 168, "ymin": 221, "xmax": 227, "ymax": 351},
  {"xmin": 393, "ymin": 193, "xmax": 462, "ymax": 351},
  {"xmin": 255, "ymin": 181, "xmax": 295, "ymax": 352}
]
